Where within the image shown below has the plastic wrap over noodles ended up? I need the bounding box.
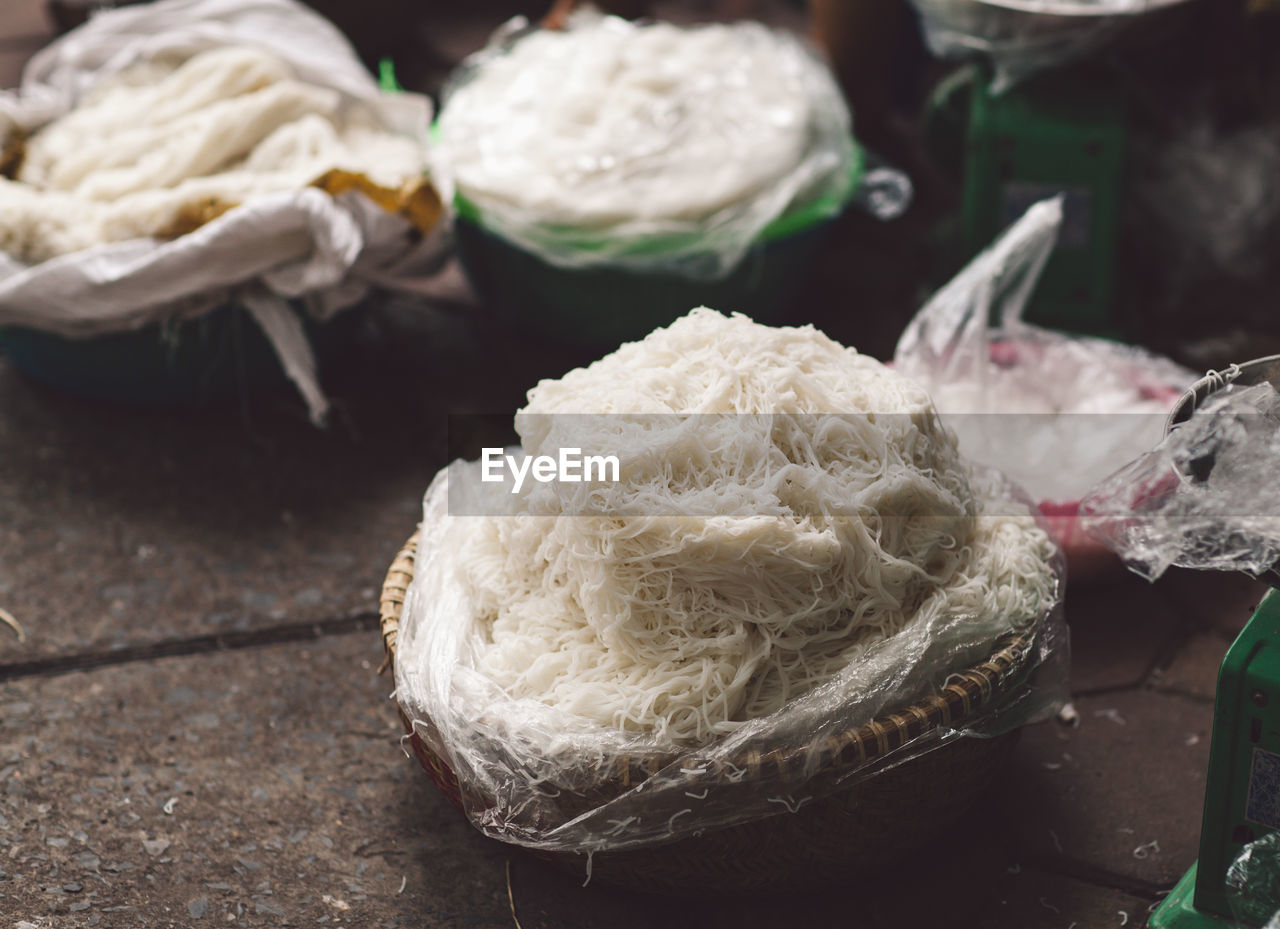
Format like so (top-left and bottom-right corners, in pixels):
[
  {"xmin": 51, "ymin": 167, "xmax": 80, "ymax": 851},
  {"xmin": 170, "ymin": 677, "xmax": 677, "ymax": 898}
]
[
  {"xmin": 1081, "ymin": 382, "xmax": 1280, "ymax": 580},
  {"xmin": 1228, "ymin": 831, "xmax": 1280, "ymax": 928},
  {"xmin": 908, "ymin": 0, "xmax": 1186, "ymax": 93},
  {"xmin": 435, "ymin": 13, "xmax": 859, "ymax": 279},
  {"xmin": 895, "ymin": 197, "xmax": 1194, "ymax": 505},
  {"xmin": 396, "ymin": 467, "xmax": 1066, "ymax": 853},
  {"xmin": 394, "ymin": 310, "xmax": 1067, "ymax": 854}
]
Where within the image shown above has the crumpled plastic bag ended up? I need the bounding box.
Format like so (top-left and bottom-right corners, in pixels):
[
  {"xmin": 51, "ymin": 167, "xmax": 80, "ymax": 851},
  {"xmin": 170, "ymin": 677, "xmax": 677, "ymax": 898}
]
[
  {"xmin": 0, "ymin": 0, "xmax": 447, "ymax": 423},
  {"xmin": 895, "ymin": 197, "xmax": 1194, "ymax": 508},
  {"xmin": 1228, "ymin": 831, "xmax": 1280, "ymax": 928},
  {"xmin": 908, "ymin": 0, "xmax": 1190, "ymax": 94},
  {"xmin": 1080, "ymin": 378, "xmax": 1280, "ymax": 581}
]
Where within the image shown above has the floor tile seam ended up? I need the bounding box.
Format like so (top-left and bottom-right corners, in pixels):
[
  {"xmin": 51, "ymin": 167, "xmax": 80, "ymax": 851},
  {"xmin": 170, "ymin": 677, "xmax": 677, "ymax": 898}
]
[
  {"xmin": 1069, "ymin": 679, "xmax": 1216, "ymax": 711},
  {"xmin": 1070, "ymin": 680, "xmax": 1148, "ymax": 699},
  {"xmin": 0, "ymin": 611, "xmax": 380, "ymax": 682},
  {"xmin": 1017, "ymin": 852, "xmax": 1170, "ymax": 902},
  {"xmin": 1145, "ymin": 683, "xmax": 1217, "ymax": 706},
  {"xmin": 0, "ymin": 35, "xmax": 50, "ymax": 51},
  {"xmin": 1147, "ymin": 625, "xmax": 1200, "ymax": 684}
]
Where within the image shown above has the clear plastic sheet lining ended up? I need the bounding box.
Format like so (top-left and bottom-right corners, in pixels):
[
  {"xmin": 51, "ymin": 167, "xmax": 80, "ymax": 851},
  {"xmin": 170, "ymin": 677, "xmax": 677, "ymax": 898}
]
[
  {"xmin": 1081, "ymin": 380, "xmax": 1280, "ymax": 581},
  {"xmin": 394, "ymin": 459, "xmax": 1067, "ymax": 855}
]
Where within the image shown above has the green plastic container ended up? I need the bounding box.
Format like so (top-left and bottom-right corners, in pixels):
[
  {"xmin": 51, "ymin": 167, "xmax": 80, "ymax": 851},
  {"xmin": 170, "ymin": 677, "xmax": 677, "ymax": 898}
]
[
  {"xmin": 453, "ymin": 143, "xmax": 864, "ymax": 349},
  {"xmin": 960, "ymin": 68, "xmax": 1127, "ymax": 337},
  {"xmin": 0, "ymin": 301, "xmax": 361, "ymax": 409}
]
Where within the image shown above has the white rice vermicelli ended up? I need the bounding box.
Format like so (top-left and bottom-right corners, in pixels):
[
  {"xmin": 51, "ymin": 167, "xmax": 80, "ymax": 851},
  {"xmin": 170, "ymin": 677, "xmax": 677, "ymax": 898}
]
[
  {"xmin": 406, "ymin": 309, "xmax": 1059, "ymax": 748},
  {"xmin": 434, "ymin": 15, "xmax": 856, "ymax": 273}
]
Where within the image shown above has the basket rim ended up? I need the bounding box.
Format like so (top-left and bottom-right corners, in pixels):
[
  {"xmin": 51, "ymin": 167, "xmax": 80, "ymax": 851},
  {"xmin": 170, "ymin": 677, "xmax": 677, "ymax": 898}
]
[{"xmin": 379, "ymin": 529, "xmax": 1038, "ymax": 787}]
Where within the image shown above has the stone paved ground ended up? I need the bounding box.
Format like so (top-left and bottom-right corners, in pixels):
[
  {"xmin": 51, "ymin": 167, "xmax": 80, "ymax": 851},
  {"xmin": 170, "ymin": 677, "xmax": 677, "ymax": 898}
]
[
  {"xmin": 1, "ymin": 3, "xmax": 1272, "ymax": 927},
  {"xmin": 8, "ymin": 337, "xmax": 1263, "ymax": 927},
  {"xmin": 6, "ymin": 331, "xmax": 1264, "ymax": 929}
]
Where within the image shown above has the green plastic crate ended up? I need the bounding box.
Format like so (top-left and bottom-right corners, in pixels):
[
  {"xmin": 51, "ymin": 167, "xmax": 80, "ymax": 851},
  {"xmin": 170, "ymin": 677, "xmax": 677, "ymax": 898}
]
[{"xmin": 962, "ymin": 68, "xmax": 1127, "ymax": 336}]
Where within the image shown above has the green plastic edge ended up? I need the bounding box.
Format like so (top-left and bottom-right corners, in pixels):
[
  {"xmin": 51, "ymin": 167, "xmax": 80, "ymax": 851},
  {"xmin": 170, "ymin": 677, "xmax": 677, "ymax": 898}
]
[
  {"xmin": 433, "ymin": 120, "xmax": 865, "ymax": 251},
  {"xmin": 378, "ymin": 58, "xmax": 403, "ymax": 94},
  {"xmin": 1149, "ymin": 864, "xmax": 1241, "ymax": 929},
  {"xmin": 758, "ymin": 141, "xmax": 864, "ymax": 242}
]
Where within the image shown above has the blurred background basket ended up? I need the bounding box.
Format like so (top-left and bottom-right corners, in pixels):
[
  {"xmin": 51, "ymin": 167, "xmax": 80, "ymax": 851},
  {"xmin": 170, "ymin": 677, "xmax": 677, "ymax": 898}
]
[
  {"xmin": 450, "ymin": 141, "xmax": 865, "ymax": 350},
  {"xmin": 0, "ymin": 300, "xmax": 365, "ymax": 409},
  {"xmin": 379, "ymin": 530, "xmax": 1042, "ymax": 895}
]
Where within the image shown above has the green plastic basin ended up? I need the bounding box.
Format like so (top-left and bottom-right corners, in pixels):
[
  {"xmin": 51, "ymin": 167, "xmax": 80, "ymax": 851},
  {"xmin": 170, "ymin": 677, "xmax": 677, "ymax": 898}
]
[{"xmin": 453, "ymin": 142, "xmax": 864, "ymax": 349}]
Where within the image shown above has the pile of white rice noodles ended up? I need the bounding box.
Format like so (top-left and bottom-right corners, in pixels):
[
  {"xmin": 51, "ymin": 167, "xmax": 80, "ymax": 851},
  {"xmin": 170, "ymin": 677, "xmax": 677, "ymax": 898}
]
[
  {"xmin": 1, "ymin": 45, "xmax": 427, "ymax": 263},
  {"xmin": 395, "ymin": 309, "xmax": 1064, "ymax": 853},
  {"xmin": 434, "ymin": 13, "xmax": 857, "ymax": 278}
]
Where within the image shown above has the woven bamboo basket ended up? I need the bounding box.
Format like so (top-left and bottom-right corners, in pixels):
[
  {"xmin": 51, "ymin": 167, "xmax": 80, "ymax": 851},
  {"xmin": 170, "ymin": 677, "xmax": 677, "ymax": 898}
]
[{"xmin": 381, "ymin": 531, "xmax": 1035, "ymax": 895}]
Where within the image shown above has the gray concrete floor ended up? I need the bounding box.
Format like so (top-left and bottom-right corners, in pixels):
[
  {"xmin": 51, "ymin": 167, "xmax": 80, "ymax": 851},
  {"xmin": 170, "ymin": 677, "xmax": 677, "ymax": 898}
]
[
  {"xmin": 0, "ymin": 2, "xmax": 1271, "ymax": 926},
  {"xmin": 5, "ymin": 336, "xmax": 1262, "ymax": 929}
]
